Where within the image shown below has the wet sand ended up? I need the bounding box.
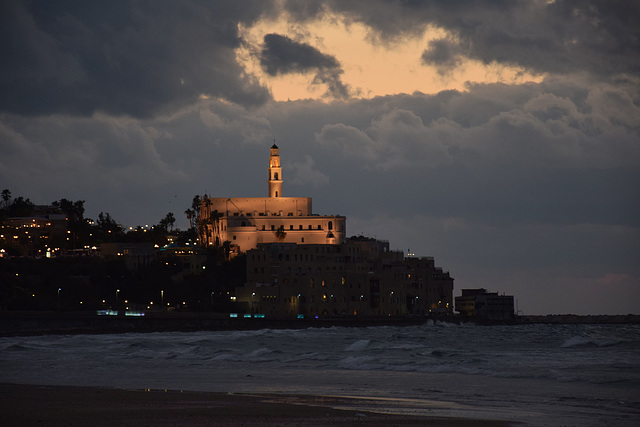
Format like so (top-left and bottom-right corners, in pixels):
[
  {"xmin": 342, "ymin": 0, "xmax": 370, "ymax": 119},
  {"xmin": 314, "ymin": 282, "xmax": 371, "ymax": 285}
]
[{"xmin": 0, "ymin": 383, "xmax": 517, "ymax": 426}]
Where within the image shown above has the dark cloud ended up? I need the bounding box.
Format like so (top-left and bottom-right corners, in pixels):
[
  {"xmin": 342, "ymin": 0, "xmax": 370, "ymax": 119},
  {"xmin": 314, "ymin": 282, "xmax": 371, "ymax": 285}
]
[
  {"xmin": 2, "ymin": 72, "xmax": 638, "ymax": 313},
  {"xmin": 0, "ymin": 0, "xmax": 274, "ymax": 118},
  {"xmin": 421, "ymin": 37, "xmax": 465, "ymax": 76},
  {"xmin": 0, "ymin": 1, "xmax": 638, "ymax": 314},
  {"xmin": 305, "ymin": 0, "xmax": 640, "ymax": 77},
  {"xmin": 260, "ymin": 33, "xmax": 349, "ymax": 99},
  {"xmin": 260, "ymin": 33, "xmax": 339, "ymax": 74}
]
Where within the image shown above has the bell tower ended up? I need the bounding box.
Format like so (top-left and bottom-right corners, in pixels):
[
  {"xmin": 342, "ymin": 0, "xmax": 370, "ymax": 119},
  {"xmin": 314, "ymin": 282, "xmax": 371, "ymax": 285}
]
[{"xmin": 268, "ymin": 143, "xmax": 282, "ymax": 198}]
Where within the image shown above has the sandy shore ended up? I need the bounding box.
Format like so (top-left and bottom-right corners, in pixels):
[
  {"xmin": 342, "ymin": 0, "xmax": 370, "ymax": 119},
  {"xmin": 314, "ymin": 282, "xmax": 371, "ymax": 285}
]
[{"xmin": 0, "ymin": 383, "xmax": 517, "ymax": 426}]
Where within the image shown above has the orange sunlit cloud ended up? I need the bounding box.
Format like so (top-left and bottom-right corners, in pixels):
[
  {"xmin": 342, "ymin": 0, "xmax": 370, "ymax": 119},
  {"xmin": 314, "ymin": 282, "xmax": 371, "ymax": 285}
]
[{"xmin": 236, "ymin": 12, "xmax": 544, "ymax": 102}]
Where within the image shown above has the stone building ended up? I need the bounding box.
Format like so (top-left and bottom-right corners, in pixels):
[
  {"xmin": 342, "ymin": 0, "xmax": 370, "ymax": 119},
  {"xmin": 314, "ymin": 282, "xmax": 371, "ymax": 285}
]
[
  {"xmin": 235, "ymin": 236, "xmax": 454, "ymax": 318},
  {"xmin": 199, "ymin": 145, "xmax": 346, "ymax": 255},
  {"xmin": 455, "ymin": 288, "xmax": 515, "ymax": 320}
]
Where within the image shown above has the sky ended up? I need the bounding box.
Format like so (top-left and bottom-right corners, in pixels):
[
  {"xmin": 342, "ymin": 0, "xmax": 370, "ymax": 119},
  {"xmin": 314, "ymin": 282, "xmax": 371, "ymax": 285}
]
[{"xmin": 1, "ymin": 0, "xmax": 639, "ymax": 315}]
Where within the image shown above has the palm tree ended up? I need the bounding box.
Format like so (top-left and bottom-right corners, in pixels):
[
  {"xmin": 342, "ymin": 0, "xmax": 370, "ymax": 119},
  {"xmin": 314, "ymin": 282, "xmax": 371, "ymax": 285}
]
[
  {"xmin": 184, "ymin": 209, "xmax": 194, "ymax": 230},
  {"xmin": 275, "ymin": 225, "xmax": 287, "ymax": 242},
  {"xmin": 210, "ymin": 209, "xmax": 223, "ymax": 246},
  {"xmin": 2, "ymin": 189, "xmax": 11, "ymax": 209},
  {"xmin": 164, "ymin": 212, "xmax": 175, "ymax": 232}
]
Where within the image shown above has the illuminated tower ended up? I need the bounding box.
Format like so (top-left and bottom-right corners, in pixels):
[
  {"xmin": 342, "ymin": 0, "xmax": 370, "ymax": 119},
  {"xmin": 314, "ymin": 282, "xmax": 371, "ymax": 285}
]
[{"xmin": 268, "ymin": 144, "xmax": 282, "ymax": 198}]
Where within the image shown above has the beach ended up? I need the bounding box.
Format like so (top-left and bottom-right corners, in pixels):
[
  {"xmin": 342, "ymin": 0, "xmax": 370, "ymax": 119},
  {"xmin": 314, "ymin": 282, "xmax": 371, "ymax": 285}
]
[
  {"xmin": 1, "ymin": 324, "xmax": 638, "ymax": 426},
  {"xmin": 0, "ymin": 383, "xmax": 514, "ymax": 426}
]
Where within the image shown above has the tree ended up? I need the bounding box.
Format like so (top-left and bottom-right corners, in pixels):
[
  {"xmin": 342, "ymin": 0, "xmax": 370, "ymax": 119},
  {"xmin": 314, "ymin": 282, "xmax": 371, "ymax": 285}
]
[
  {"xmin": 7, "ymin": 196, "xmax": 34, "ymax": 217},
  {"xmin": 275, "ymin": 225, "xmax": 287, "ymax": 242},
  {"xmin": 54, "ymin": 198, "xmax": 85, "ymax": 223},
  {"xmin": 158, "ymin": 212, "xmax": 176, "ymax": 233},
  {"xmin": 166, "ymin": 212, "xmax": 175, "ymax": 232},
  {"xmin": 185, "ymin": 195, "xmax": 201, "ymax": 231},
  {"xmin": 210, "ymin": 210, "xmax": 223, "ymax": 246},
  {"xmin": 96, "ymin": 212, "xmax": 123, "ymax": 242},
  {"xmin": 1, "ymin": 189, "xmax": 11, "ymax": 209}
]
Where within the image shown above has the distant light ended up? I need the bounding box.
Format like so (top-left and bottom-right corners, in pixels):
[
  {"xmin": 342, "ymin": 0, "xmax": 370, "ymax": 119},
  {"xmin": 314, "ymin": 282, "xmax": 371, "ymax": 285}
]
[
  {"xmin": 125, "ymin": 311, "xmax": 145, "ymax": 317},
  {"xmin": 97, "ymin": 310, "xmax": 118, "ymax": 316}
]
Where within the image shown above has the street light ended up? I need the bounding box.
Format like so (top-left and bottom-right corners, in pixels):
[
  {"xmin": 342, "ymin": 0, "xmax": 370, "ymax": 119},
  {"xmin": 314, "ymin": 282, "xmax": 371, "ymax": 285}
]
[
  {"xmin": 57, "ymin": 288, "xmax": 61, "ymax": 310},
  {"xmin": 161, "ymin": 290, "xmax": 164, "ymax": 308},
  {"xmin": 116, "ymin": 289, "xmax": 120, "ymax": 310}
]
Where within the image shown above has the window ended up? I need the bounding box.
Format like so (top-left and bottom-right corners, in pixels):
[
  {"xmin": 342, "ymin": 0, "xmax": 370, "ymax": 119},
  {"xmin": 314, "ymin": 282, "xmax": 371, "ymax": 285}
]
[
  {"xmin": 271, "ymin": 225, "xmax": 275, "ymax": 231},
  {"xmin": 301, "ymin": 237, "xmax": 304, "ymax": 243},
  {"xmin": 328, "ymin": 221, "xmax": 333, "ymax": 230},
  {"xmin": 299, "ymin": 225, "xmax": 303, "ymax": 230},
  {"xmin": 290, "ymin": 225, "xmax": 293, "ymax": 230},
  {"xmin": 233, "ymin": 235, "xmax": 236, "ymax": 240},
  {"xmin": 274, "ymin": 172, "xmax": 278, "ymax": 180}
]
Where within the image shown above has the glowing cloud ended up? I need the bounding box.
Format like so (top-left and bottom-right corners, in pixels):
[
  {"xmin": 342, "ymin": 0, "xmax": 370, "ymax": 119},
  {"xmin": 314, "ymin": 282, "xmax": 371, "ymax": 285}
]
[{"xmin": 236, "ymin": 11, "xmax": 543, "ymax": 102}]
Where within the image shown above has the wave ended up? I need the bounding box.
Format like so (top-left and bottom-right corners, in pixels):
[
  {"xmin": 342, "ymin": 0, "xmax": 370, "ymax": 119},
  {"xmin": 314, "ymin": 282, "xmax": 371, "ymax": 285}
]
[
  {"xmin": 561, "ymin": 335, "xmax": 622, "ymax": 348},
  {"xmin": 338, "ymin": 355, "xmax": 380, "ymax": 370},
  {"xmin": 345, "ymin": 339, "xmax": 371, "ymax": 351}
]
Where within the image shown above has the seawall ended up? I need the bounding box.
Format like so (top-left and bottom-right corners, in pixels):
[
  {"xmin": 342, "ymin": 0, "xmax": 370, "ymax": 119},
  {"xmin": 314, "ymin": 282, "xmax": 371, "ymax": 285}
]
[{"xmin": 1, "ymin": 312, "xmax": 638, "ymax": 337}]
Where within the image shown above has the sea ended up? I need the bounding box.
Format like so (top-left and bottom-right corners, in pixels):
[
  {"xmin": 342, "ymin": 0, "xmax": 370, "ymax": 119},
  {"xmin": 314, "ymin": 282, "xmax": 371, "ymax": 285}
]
[{"xmin": 1, "ymin": 321, "xmax": 639, "ymax": 426}]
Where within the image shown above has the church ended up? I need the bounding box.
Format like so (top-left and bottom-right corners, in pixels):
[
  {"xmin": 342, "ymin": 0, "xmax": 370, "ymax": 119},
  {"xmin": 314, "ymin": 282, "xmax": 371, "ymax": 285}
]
[
  {"xmin": 199, "ymin": 144, "xmax": 454, "ymax": 318},
  {"xmin": 199, "ymin": 145, "xmax": 346, "ymax": 255}
]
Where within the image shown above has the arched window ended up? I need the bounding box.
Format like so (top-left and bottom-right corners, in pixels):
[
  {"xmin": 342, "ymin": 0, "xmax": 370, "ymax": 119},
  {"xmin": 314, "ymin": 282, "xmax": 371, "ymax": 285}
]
[
  {"xmin": 274, "ymin": 172, "xmax": 278, "ymax": 180},
  {"xmin": 275, "ymin": 191, "xmax": 279, "ymax": 197},
  {"xmin": 328, "ymin": 221, "xmax": 333, "ymax": 230}
]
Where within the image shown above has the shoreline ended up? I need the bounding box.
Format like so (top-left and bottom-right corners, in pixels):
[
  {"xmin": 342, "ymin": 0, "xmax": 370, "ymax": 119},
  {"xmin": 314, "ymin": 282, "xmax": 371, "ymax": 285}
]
[
  {"xmin": 1, "ymin": 311, "xmax": 638, "ymax": 337},
  {"xmin": 0, "ymin": 383, "xmax": 518, "ymax": 426}
]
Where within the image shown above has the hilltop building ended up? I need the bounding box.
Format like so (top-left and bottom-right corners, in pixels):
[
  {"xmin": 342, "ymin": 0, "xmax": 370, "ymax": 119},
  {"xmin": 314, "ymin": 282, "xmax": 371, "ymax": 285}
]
[
  {"xmin": 201, "ymin": 144, "xmax": 454, "ymax": 318},
  {"xmin": 199, "ymin": 145, "xmax": 346, "ymax": 256}
]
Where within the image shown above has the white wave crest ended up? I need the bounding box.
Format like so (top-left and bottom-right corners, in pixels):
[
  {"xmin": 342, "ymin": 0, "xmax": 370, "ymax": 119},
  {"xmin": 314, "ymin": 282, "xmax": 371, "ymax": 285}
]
[{"xmin": 345, "ymin": 339, "xmax": 371, "ymax": 351}]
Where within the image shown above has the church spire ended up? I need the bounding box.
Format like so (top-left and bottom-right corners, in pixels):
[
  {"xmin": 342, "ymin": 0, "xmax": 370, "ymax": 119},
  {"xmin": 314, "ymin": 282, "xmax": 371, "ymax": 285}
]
[{"xmin": 268, "ymin": 144, "xmax": 282, "ymax": 197}]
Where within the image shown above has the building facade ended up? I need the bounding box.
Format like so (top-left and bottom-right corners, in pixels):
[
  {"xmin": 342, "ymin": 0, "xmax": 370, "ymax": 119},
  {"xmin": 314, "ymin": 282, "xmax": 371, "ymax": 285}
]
[
  {"xmin": 236, "ymin": 237, "xmax": 454, "ymax": 318},
  {"xmin": 200, "ymin": 145, "xmax": 346, "ymax": 255},
  {"xmin": 1, "ymin": 205, "xmax": 68, "ymax": 257},
  {"xmin": 455, "ymin": 288, "xmax": 515, "ymax": 320}
]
